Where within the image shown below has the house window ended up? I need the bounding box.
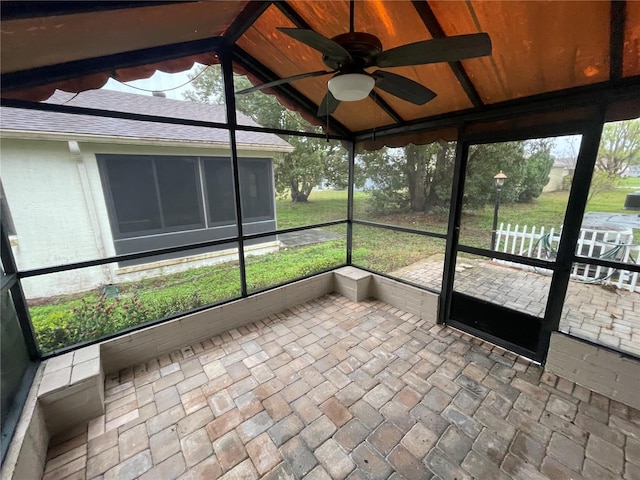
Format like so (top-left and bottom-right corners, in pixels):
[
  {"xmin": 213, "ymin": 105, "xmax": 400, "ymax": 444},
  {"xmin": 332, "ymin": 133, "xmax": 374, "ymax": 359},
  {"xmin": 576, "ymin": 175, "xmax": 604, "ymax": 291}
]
[
  {"xmin": 101, "ymin": 155, "xmax": 204, "ymax": 237},
  {"xmin": 239, "ymin": 160, "xmax": 273, "ymax": 221},
  {"xmin": 98, "ymin": 154, "xmax": 273, "ymax": 242},
  {"xmin": 203, "ymin": 158, "xmax": 236, "ymax": 225}
]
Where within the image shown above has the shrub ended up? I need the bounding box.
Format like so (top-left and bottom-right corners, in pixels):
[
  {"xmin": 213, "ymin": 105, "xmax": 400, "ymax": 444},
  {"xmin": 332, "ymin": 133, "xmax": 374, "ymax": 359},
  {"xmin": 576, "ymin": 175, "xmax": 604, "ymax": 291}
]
[{"xmin": 36, "ymin": 291, "xmax": 208, "ymax": 352}]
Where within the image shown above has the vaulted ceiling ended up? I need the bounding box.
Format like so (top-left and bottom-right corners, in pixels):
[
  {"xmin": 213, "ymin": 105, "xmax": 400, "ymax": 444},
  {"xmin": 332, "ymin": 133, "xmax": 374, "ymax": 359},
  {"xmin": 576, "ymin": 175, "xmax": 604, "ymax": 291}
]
[{"xmin": 1, "ymin": 1, "xmax": 639, "ymax": 141}]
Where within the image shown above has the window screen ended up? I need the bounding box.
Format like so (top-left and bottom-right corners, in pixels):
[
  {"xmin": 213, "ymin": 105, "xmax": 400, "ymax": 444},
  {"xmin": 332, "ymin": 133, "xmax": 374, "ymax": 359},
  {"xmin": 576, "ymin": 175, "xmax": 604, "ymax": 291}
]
[
  {"xmin": 99, "ymin": 154, "xmax": 273, "ymax": 240},
  {"xmin": 203, "ymin": 159, "xmax": 236, "ymax": 225},
  {"xmin": 155, "ymin": 156, "xmax": 203, "ymax": 229},
  {"xmin": 240, "ymin": 160, "xmax": 273, "ymax": 220},
  {"xmin": 105, "ymin": 156, "xmax": 162, "ymax": 235}
]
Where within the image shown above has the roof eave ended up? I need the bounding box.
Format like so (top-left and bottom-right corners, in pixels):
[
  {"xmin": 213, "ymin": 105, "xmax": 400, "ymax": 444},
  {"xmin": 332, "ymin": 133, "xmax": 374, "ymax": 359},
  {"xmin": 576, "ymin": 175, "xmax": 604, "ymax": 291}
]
[{"xmin": 0, "ymin": 129, "xmax": 294, "ymax": 153}]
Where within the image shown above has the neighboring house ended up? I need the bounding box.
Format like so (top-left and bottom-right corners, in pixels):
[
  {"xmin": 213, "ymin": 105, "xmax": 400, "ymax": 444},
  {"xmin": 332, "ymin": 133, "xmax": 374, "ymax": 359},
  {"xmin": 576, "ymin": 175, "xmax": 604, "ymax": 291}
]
[
  {"xmin": 543, "ymin": 156, "xmax": 576, "ymax": 193},
  {"xmin": 623, "ymin": 165, "xmax": 640, "ymax": 178},
  {"xmin": 0, "ymin": 89, "xmax": 293, "ymax": 298}
]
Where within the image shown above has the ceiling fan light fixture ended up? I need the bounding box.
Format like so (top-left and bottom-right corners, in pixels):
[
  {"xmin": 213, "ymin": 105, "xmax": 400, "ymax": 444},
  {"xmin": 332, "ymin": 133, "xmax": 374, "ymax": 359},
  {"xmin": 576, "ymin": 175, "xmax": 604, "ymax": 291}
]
[{"xmin": 328, "ymin": 73, "xmax": 375, "ymax": 101}]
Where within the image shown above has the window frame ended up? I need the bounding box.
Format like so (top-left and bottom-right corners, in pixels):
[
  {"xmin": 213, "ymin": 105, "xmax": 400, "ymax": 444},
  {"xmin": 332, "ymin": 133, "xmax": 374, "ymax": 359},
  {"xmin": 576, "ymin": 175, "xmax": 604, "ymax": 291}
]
[{"xmin": 97, "ymin": 154, "xmax": 275, "ymax": 242}]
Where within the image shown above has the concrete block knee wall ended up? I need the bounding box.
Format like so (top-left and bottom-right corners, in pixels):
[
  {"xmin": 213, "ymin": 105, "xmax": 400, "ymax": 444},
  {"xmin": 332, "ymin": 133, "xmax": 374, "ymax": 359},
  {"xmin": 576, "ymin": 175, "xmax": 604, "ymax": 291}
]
[
  {"xmin": 101, "ymin": 271, "xmax": 336, "ymax": 373},
  {"xmin": 36, "ymin": 344, "xmax": 104, "ymax": 436},
  {"xmin": 546, "ymin": 332, "xmax": 640, "ymax": 411},
  {"xmin": 2, "ymin": 349, "xmax": 105, "ymax": 480},
  {"xmin": 334, "ymin": 267, "xmax": 439, "ymax": 323}
]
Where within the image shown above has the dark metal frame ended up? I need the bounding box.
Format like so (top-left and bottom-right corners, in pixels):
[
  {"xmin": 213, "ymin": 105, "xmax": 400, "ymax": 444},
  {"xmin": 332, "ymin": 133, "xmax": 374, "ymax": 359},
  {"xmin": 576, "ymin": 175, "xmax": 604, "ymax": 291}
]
[
  {"xmin": 0, "ymin": 2, "xmax": 195, "ymax": 21},
  {"xmin": 434, "ymin": 106, "xmax": 640, "ymax": 362},
  {"xmin": 1, "ymin": 39, "xmax": 356, "ymax": 361},
  {"xmin": 0, "ymin": 97, "xmax": 345, "ymax": 141},
  {"xmin": 0, "ymin": 3, "xmax": 636, "ymax": 362},
  {"xmin": 1, "ymin": 223, "xmax": 39, "ymax": 360},
  {"xmin": 1, "ymin": 223, "xmax": 40, "ymax": 461},
  {"xmin": 354, "ymin": 77, "xmax": 640, "ymax": 142},
  {"xmin": 538, "ymin": 111, "xmax": 607, "ymax": 359},
  {"xmin": 2, "ymin": 1, "xmax": 638, "ymax": 467}
]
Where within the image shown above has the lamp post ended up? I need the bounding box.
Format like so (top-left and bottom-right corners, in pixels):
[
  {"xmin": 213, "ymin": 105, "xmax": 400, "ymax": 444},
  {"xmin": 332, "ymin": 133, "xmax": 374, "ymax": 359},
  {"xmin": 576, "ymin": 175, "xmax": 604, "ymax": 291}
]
[{"xmin": 491, "ymin": 171, "xmax": 507, "ymax": 251}]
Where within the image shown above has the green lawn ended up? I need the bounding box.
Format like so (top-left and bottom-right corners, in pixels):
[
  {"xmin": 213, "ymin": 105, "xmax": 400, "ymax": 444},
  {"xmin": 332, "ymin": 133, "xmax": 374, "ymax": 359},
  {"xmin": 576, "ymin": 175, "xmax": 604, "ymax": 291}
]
[
  {"xmin": 620, "ymin": 177, "xmax": 640, "ymax": 188},
  {"xmin": 31, "ymin": 184, "xmax": 634, "ymax": 352},
  {"xmin": 274, "ymin": 190, "xmax": 368, "ymax": 229}
]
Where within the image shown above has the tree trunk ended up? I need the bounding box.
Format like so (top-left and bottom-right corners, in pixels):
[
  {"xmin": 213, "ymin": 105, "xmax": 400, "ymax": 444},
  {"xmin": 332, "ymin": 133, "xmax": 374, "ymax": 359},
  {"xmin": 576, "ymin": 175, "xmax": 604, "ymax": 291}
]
[
  {"xmin": 291, "ymin": 192, "xmax": 309, "ymax": 202},
  {"xmin": 405, "ymin": 144, "xmax": 427, "ymax": 212},
  {"xmin": 426, "ymin": 140, "xmax": 450, "ymax": 207},
  {"xmin": 290, "ymin": 179, "xmax": 309, "ymax": 202}
]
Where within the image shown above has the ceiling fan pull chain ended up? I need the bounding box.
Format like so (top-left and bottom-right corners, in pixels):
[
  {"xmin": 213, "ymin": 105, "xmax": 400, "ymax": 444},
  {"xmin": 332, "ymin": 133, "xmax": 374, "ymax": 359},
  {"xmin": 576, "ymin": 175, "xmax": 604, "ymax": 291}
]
[
  {"xmin": 372, "ymin": 91, "xmax": 377, "ymax": 141},
  {"xmin": 326, "ymin": 112, "xmax": 330, "ymax": 142}
]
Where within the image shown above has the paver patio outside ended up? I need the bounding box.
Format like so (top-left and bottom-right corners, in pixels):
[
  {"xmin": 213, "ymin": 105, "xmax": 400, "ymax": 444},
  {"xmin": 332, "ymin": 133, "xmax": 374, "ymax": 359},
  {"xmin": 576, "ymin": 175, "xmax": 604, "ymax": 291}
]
[
  {"xmin": 42, "ymin": 293, "xmax": 640, "ymax": 480},
  {"xmin": 393, "ymin": 256, "xmax": 640, "ymax": 358}
]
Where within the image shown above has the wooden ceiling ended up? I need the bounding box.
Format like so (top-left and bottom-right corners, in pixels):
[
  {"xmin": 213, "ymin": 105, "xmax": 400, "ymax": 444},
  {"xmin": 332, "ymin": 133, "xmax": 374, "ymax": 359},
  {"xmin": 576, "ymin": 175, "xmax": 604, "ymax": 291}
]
[{"xmin": 1, "ymin": 1, "xmax": 638, "ymax": 138}]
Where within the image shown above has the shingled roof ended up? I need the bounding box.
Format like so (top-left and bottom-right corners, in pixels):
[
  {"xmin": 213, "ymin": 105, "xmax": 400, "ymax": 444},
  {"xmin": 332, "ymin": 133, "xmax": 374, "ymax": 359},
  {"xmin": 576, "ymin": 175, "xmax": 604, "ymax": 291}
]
[{"xmin": 0, "ymin": 89, "xmax": 293, "ymax": 152}]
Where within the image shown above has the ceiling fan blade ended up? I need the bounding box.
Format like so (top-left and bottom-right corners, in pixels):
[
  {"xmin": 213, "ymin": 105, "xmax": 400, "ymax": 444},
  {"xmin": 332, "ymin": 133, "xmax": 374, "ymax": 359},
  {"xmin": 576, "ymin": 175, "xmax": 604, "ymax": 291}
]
[
  {"xmin": 236, "ymin": 70, "xmax": 335, "ymax": 95},
  {"xmin": 317, "ymin": 91, "xmax": 340, "ymax": 117},
  {"xmin": 277, "ymin": 27, "xmax": 352, "ymax": 62},
  {"xmin": 375, "ymin": 33, "xmax": 492, "ymax": 68},
  {"xmin": 372, "ymin": 71, "xmax": 436, "ymax": 105}
]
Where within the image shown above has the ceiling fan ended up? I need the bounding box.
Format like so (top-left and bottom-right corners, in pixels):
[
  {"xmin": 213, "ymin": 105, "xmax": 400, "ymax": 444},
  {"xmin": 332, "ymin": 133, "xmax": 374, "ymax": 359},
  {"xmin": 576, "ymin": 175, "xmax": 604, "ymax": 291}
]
[{"xmin": 237, "ymin": 1, "xmax": 492, "ymax": 117}]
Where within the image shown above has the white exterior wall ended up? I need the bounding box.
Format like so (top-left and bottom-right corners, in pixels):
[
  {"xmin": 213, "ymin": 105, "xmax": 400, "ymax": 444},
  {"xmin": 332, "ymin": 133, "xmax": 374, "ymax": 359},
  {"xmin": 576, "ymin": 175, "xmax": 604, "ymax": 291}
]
[
  {"xmin": 542, "ymin": 166, "xmax": 566, "ymax": 193},
  {"xmin": 2, "ymin": 139, "xmax": 103, "ymax": 298},
  {"xmin": 1, "ymin": 136, "xmax": 279, "ymax": 298}
]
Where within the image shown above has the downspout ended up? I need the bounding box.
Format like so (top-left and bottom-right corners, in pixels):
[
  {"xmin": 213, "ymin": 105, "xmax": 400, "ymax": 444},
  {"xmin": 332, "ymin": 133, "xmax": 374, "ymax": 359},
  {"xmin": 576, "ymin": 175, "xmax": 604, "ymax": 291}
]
[{"xmin": 67, "ymin": 141, "xmax": 113, "ymax": 284}]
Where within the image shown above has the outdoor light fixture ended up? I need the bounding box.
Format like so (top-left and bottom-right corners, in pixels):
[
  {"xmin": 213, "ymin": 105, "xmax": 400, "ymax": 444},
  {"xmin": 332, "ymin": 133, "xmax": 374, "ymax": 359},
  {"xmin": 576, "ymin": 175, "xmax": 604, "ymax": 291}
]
[
  {"xmin": 327, "ymin": 73, "xmax": 375, "ymax": 101},
  {"xmin": 491, "ymin": 170, "xmax": 507, "ymax": 250}
]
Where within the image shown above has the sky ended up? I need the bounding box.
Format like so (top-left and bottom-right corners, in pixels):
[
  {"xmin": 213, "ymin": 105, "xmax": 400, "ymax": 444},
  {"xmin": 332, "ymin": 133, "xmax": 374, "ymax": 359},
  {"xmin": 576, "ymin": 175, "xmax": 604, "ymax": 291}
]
[
  {"xmin": 100, "ymin": 67, "xmax": 580, "ymax": 159},
  {"xmin": 102, "ymin": 65, "xmax": 200, "ymax": 100}
]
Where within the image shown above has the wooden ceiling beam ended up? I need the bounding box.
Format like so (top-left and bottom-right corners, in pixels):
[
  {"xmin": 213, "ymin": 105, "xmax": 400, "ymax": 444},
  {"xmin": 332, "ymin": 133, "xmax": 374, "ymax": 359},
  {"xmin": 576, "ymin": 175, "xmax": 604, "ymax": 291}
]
[
  {"xmin": 368, "ymin": 92, "xmax": 404, "ymax": 124},
  {"xmin": 610, "ymin": 0, "xmax": 626, "ymax": 80},
  {"xmin": 273, "ymin": 1, "xmax": 313, "ymax": 30},
  {"xmin": 225, "ymin": 1, "xmax": 273, "ymax": 44},
  {"xmin": 411, "ymin": 0, "xmax": 484, "ymax": 108}
]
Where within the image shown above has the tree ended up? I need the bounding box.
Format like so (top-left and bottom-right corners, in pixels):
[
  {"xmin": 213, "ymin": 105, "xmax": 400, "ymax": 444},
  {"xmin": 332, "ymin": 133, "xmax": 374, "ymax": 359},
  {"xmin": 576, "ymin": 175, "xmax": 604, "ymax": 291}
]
[
  {"xmin": 464, "ymin": 141, "xmax": 526, "ymax": 208},
  {"xmin": 359, "ymin": 147, "xmax": 411, "ymax": 214},
  {"xmin": 518, "ymin": 139, "xmax": 554, "ymax": 202},
  {"xmin": 183, "ymin": 65, "xmax": 347, "ymax": 202},
  {"xmin": 596, "ymin": 119, "xmax": 640, "ymax": 176},
  {"xmin": 587, "ymin": 170, "xmax": 620, "ymax": 201},
  {"xmin": 360, "ymin": 141, "xmax": 456, "ymax": 214},
  {"xmin": 361, "ymin": 137, "xmax": 553, "ymax": 215},
  {"xmin": 465, "ymin": 139, "xmax": 553, "ymax": 208}
]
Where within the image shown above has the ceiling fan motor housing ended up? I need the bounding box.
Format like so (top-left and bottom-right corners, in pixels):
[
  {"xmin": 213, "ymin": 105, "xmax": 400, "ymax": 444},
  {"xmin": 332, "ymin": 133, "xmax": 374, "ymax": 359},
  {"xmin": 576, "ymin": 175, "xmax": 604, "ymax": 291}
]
[{"xmin": 323, "ymin": 32, "xmax": 383, "ymax": 69}]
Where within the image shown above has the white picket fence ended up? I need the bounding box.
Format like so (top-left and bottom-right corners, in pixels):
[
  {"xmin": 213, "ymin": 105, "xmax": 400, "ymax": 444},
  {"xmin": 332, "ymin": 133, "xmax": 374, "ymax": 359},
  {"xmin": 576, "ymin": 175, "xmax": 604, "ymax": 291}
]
[{"xmin": 494, "ymin": 222, "xmax": 640, "ymax": 292}]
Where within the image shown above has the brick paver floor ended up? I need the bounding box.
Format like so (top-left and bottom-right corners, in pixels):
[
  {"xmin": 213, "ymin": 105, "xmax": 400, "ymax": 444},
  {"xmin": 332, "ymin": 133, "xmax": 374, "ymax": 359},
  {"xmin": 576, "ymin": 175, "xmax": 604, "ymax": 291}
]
[
  {"xmin": 393, "ymin": 256, "xmax": 640, "ymax": 357},
  {"xmin": 42, "ymin": 294, "xmax": 640, "ymax": 479}
]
